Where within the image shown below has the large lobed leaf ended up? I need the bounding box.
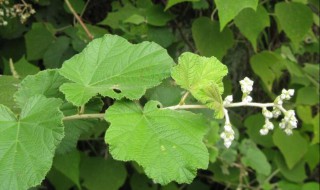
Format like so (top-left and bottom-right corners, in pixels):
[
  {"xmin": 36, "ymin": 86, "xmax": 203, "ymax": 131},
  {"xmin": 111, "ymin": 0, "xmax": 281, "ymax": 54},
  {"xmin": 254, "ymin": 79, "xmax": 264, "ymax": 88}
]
[
  {"xmin": 171, "ymin": 52, "xmax": 228, "ymax": 118},
  {"xmin": 105, "ymin": 101, "xmax": 209, "ymax": 185},
  {"xmin": 59, "ymin": 34, "xmax": 174, "ymax": 106},
  {"xmin": 0, "ymin": 95, "xmax": 64, "ymax": 189}
]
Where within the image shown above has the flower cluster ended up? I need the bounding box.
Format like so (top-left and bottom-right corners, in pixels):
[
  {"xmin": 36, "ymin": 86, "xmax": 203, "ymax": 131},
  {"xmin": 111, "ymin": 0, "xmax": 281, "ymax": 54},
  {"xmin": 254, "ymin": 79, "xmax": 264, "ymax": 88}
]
[
  {"xmin": 0, "ymin": 0, "xmax": 15, "ymax": 26},
  {"xmin": 239, "ymin": 77, "xmax": 254, "ymax": 103},
  {"xmin": 259, "ymin": 108, "xmax": 274, "ymax": 135},
  {"xmin": 221, "ymin": 77, "xmax": 298, "ymax": 148},
  {"xmin": 13, "ymin": 1, "xmax": 36, "ymax": 23},
  {"xmin": 0, "ymin": 0, "xmax": 35, "ymax": 26},
  {"xmin": 220, "ymin": 123, "xmax": 235, "ymax": 148}
]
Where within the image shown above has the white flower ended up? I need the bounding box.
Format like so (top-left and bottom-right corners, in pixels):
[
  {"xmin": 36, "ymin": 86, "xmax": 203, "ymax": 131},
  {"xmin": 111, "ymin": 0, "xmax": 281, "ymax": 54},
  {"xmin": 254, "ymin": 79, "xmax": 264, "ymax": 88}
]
[
  {"xmin": 220, "ymin": 123, "xmax": 235, "ymax": 148},
  {"xmin": 280, "ymin": 89, "xmax": 295, "ymax": 100},
  {"xmin": 223, "ymin": 95, "xmax": 233, "ymax": 105},
  {"xmin": 242, "ymin": 95, "xmax": 252, "ymax": 103},
  {"xmin": 262, "ymin": 108, "xmax": 273, "ymax": 119},
  {"xmin": 272, "ymin": 108, "xmax": 282, "ymax": 118},
  {"xmin": 265, "ymin": 119, "xmax": 274, "ymax": 130},
  {"xmin": 224, "ymin": 141, "xmax": 232, "ymax": 148},
  {"xmin": 284, "ymin": 128, "xmax": 293, "ymax": 135},
  {"xmin": 260, "ymin": 128, "xmax": 269, "ymax": 135},
  {"xmin": 240, "ymin": 77, "xmax": 254, "ymax": 94}
]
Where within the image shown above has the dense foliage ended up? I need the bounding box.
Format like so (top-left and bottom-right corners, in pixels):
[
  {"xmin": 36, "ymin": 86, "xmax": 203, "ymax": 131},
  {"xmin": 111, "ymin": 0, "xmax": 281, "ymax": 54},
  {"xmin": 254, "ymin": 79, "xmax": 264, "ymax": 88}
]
[{"xmin": 0, "ymin": 0, "xmax": 319, "ymax": 189}]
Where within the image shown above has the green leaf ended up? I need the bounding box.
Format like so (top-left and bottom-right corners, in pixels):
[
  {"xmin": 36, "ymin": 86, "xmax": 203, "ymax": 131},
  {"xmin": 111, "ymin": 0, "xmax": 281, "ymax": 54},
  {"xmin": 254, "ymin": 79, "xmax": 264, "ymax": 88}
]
[
  {"xmin": 0, "ymin": 95, "xmax": 64, "ymax": 189},
  {"xmin": 192, "ymin": 17, "xmax": 234, "ymax": 60},
  {"xmin": 147, "ymin": 27, "xmax": 175, "ymax": 48},
  {"xmin": 311, "ymin": 114, "xmax": 319, "ymax": 144},
  {"xmin": 273, "ymin": 129, "xmax": 308, "ymax": 169},
  {"xmin": 130, "ymin": 173, "xmax": 157, "ymax": 190},
  {"xmin": 0, "ymin": 76, "xmax": 20, "ymax": 113},
  {"xmin": 47, "ymin": 168, "xmax": 75, "ymax": 190},
  {"xmin": 145, "ymin": 79, "xmax": 182, "ymax": 106},
  {"xmin": 80, "ymin": 155, "xmax": 127, "ymax": 190},
  {"xmin": 274, "ymin": 153, "xmax": 306, "ymax": 183},
  {"xmin": 171, "ymin": 52, "xmax": 228, "ymax": 118},
  {"xmin": 234, "ymin": 5, "xmax": 270, "ymax": 50},
  {"xmin": 305, "ymin": 144, "xmax": 320, "ymax": 170},
  {"xmin": 24, "ymin": 23, "xmax": 55, "ymax": 61},
  {"xmin": 250, "ymin": 51, "xmax": 285, "ymax": 92},
  {"xmin": 14, "ymin": 70, "xmax": 68, "ymax": 108},
  {"xmin": 105, "ymin": 101, "xmax": 208, "ymax": 185},
  {"xmin": 145, "ymin": 5, "xmax": 174, "ymax": 26},
  {"xmin": 53, "ymin": 150, "xmax": 81, "ymax": 188},
  {"xmin": 59, "ymin": 34, "xmax": 174, "ymax": 106},
  {"xmin": 275, "ymin": 2, "xmax": 313, "ymax": 47},
  {"xmin": 43, "ymin": 36, "xmax": 71, "ymax": 68},
  {"xmin": 244, "ymin": 114, "xmax": 274, "ymax": 148},
  {"xmin": 296, "ymin": 86, "xmax": 319, "ymax": 105},
  {"xmin": 99, "ymin": 4, "xmax": 140, "ymax": 29},
  {"xmin": 215, "ymin": 0, "xmax": 258, "ymax": 30},
  {"xmin": 165, "ymin": 0, "xmax": 199, "ymax": 10},
  {"xmin": 239, "ymin": 140, "xmax": 271, "ymax": 176},
  {"xmin": 13, "ymin": 56, "xmax": 40, "ymax": 78}
]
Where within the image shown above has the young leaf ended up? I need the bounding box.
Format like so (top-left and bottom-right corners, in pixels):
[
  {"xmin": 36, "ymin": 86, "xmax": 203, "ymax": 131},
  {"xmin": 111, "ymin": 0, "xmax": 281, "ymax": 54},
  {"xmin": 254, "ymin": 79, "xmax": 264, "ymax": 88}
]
[
  {"xmin": 0, "ymin": 95, "xmax": 64, "ymax": 190},
  {"xmin": 192, "ymin": 17, "xmax": 234, "ymax": 60},
  {"xmin": 105, "ymin": 101, "xmax": 209, "ymax": 185},
  {"xmin": 14, "ymin": 69, "xmax": 68, "ymax": 108},
  {"xmin": 275, "ymin": 2, "xmax": 313, "ymax": 47},
  {"xmin": 0, "ymin": 76, "xmax": 19, "ymax": 113},
  {"xmin": 59, "ymin": 34, "xmax": 174, "ymax": 106},
  {"xmin": 171, "ymin": 52, "xmax": 228, "ymax": 118},
  {"xmin": 215, "ymin": 0, "xmax": 258, "ymax": 30},
  {"xmin": 234, "ymin": 5, "xmax": 270, "ymax": 51}
]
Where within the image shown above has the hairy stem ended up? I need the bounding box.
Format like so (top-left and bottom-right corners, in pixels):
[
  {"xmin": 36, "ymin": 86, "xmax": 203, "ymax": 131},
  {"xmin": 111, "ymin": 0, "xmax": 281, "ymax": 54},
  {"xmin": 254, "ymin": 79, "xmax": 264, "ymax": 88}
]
[
  {"xmin": 63, "ymin": 113, "xmax": 105, "ymax": 121},
  {"xmin": 65, "ymin": 0, "xmax": 93, "ymax": 40}
]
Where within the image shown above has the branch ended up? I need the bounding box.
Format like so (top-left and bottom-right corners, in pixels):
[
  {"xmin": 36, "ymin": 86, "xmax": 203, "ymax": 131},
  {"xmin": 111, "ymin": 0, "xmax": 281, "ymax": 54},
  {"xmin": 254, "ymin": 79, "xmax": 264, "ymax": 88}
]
[
  {"xmin": 63, "ymin": 113, "xmax": 105, "ymax": 121},
  {"xmin": 65, "ymin": 0, "xmax": 93, "ymax": 40},
  {"xmin": 164, "ymin": 104, "xmax": 207, "ymax": 110}
]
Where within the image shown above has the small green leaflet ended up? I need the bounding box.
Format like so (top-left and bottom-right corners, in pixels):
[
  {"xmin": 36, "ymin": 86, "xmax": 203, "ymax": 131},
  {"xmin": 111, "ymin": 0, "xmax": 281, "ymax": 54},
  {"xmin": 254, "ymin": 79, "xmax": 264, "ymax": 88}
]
[
  {"xmin": 215, "ymin": 0, "xmax": 258, "ymax": 30},
  {"xmin": 171, "ymin": 52, "xmax": 228, "ymax": 118},
  {"xmin": 105, "ymin": 101, "xmax": 208, "ymax": 185},
  {"xmin": 0, "ymin": 95, "xmax": 64, "ymax": 190},
  {"xmin": 0, "ymin": 76, "xmax": 19, "ymax": 113},
  {"xmin": 59, "ymin": 34, "xmax": 174, "ymax": 106}
]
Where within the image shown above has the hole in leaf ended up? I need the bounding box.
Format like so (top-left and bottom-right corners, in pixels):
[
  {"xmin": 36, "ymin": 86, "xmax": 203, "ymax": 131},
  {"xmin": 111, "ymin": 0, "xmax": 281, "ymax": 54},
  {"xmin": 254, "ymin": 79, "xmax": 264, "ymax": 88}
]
[{"xmin": 113, "ymin": 88, "xmax": 122, "ymax": 94}]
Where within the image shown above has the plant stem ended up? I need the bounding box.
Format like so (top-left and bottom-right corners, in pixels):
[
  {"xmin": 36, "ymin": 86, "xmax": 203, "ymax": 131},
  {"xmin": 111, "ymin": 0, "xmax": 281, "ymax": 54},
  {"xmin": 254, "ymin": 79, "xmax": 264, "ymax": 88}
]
[
  {"xmin": 164, "ymin": 104, "xmax": 207, "ymax": 110},
  {"xmin": 63, "ymin": 113, "xmax": 105, "ymax": 121},
  {"xmin": 225, "ymin": 102, "xmax": 274, "ymax": 108},
  {"xmin": 64, "ymin": 0, "xmax": 93, "ymax": 40},
  {"xmin": 179, "ymin": 92, "xmax": 189, "ymax": 105},
  {"xmin": 9, "ymin": 58, "xmax": 20, "ymax": 79}
]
